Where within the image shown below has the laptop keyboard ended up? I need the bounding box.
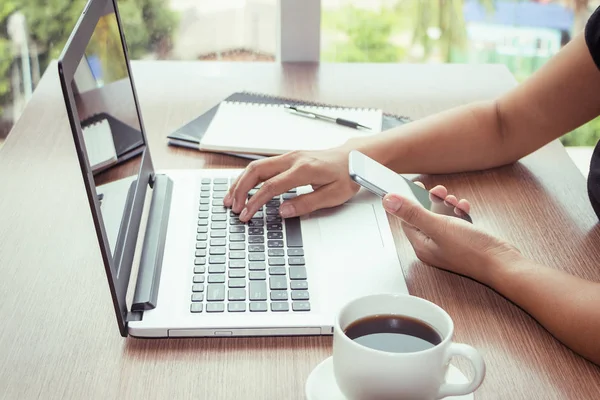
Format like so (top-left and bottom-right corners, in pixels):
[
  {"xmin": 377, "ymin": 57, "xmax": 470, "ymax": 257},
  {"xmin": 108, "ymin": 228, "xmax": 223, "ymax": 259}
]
[{"xmin": 190, "ymin": 177, "xmax": 310, "ymax": 314}]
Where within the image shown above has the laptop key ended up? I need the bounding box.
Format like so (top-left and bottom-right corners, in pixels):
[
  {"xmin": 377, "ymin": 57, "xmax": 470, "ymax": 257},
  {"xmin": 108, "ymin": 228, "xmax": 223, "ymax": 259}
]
[
  {"xmin": 266, "ymin": 215, "xmax": 282, "ymax": 223},
  {"xmin": 200, "ymin": 198, "xmax": 210, "ymax": 204},
  {"xmin": 207, "ymin": 284, "xmax": 225, "ymax": 301},
  {"xmin": 266, "ymin": 200, "xmax": 280, "ymax": 207},
  {"xmin": 229, "ymin": 269, "xmax": 246, "ymax": 278},
  {"xmin": 212, "ymin": 206, "xmax": 227, "ymax": 213},
  {"xmin": 268, "ymin": 258, "xmax": 285, "ymax": 266},
  {"xmin": 211, "ymin": 222, "xmax": 227, "ymax": 230},
  {"xmin": 206, "ymin": 303, "xmax": 225, "ymax": 313},
  {"xmin": 250, "ymin": 302, "xmax": 268, "ymax": 312},
  {"xmin": 209, "ymin": 255, "xmax": 226, "ymax": 264},
  {"xmin": 271, "ymin": 302, "xmax": 289, "ymax": 312},
  {"xmin": 270, "ymin": 290, "xmax": 288, "ymax": 301},
  {"xmin": 212, "ymin": 192, "xmax": 226, "ymax": 199},
  {"xmin": 190, "ymin": 303, "xmax": 203, "ymax": 313},
  {"xmin": 291, "ymin": 291, "xmax": 309, "ymax": 301},
  {"xmin": 192, "ymin": 283, "xmax": 205, "ymax": 292},
  {"xmin": 199, "ymin": 204, "xmax": 209, "ymax": 212},
  {"xmin": 229, "ymin": 233, "xmax": 245, "ymax": 242},
  {"xmin": 228, "ymin": 288, "xmax": 246, "ymax": 301},
  {"xmin": 249, "ymin": 236, "xmax": 264, "ymax": 244},
  {"xmin": 212, "ymin": 199, "xmax": 224, "ymax": 206},
  {"xmin": 196, "ymin": 242, "xmax": 207, "ymax": 249},
  {"xmin": 252, "ymin": 211, "xmax": 264, "ymax": 219},
  {"xmin": 201, "ymin": 178, "xmax": 211, "ymax": 184},
  {"xmin": 249, "ymin": 262, "xmax": 266, "ymax": 271},
  {"xmin": 284, "ymin": 217, "xmax": 303, "ymax": 247},
  {"xmin": 283, "ymin": 193, "xmax": 297, "ymax": 200},
  {"xmin": 209, "ymin": 247, "xmax": 226, "ymax": 255},
  {"xmin": 249, "ymin": 244, "xmax": 265, "ymax": 252},
  {"xmin": 228, "ymin": 278, "xmax": 246, "ymax": 288},
  {"xmin": 198, "ymin": 219, "xmax": 209, "ymax": 226},
  {"xmin": 288, "ymin": 257, "xmax": 305, "ymax": 266},
  {"xmin": 198, "ymin": 211, "xmax": 209, "ymax": 219},
  {"xmin": 194, "ymin": 257, "xmax": 206, "ymax": 265},
  {"xmin": 249, "ymin": 271, "xmax": 266, "ymax": 280},
  {"xmin": 229, "ymin": 242, "xmax": 245, "ymax": 250},
  {"xmin": 210, "ymin": 238, "xmax": 226, "ymax": 246},
  {"xmin": 228, "ymin": 302, "xmax": 246, "ymax": 312},
  {"xmin": 212, "ymin": 214, "xmax": 227, "ymax": 222},
  {"xmin": 267, "ymin": 240, "xmax": 284, "ymax": 248},
  {"xmin": 269, "ymin": 276, "xmax": 287, "ymax": 290},
  {"xmin": 194, "ymin": 266, "xmax": 206, "ymax": 274},
  {"xmin": 292, "ymin": 301, "xmax": 311, "ymax": 312},
  {"xmin": 267, "ymin": 223, "xmax": 282, "ymax": 231},
  {"xmin": 197, "ymin": 233, "xmax": 208, "ymax": 241},
  {"xmin": 229, "ymin": 251, "xmax": 246, "ymax": 259},
  {"xmin": 269, "ymin": 267, "xmax": 286, "ymax": 275},
  {"xmin": 210, "ymin": 231, "xmax": 226, "ymax": 238},
  {"xmin": 193, "ymin": 275, "xmax": 205, "ymax": 283},
  {"xmin": 287, "ymin": 248, "xmax": 304, "ymax": 257},
  {"xmin": 249, "ymin": 253, "xmax": 265, "ymax": 262},
  {"xmin": 208, "ymin": 265, "xmax": 225, "ymax": 274},
  {"xmin": 208, "ymin": 274, "xmax": 225, "ymax": 284},
  {"xmin": 229, "ymin": 260, "xmax": 246, "ymax": 269},
  {"xmin": 229, "ymin": 226, "xmax": 245, "ymax": 234},
  {"xmin": 268, "ymin": 249, "xmax": 285, "ymax": 257},
  {"xmin": 249, "ymin": 227, "xmax": 264, "ymax": 235},
  {"xmin": 213, "ymin": 178, "xmax": 228, "ymax": 184},
  {"xmin": 213, "ymin": 184, "xmax": 228, "ymax": 191},
  {"xmin": 289, "ymin": 267, "xmax": 307, "ymax": 280},
  {"xmin": 200, "ymin": 192, "xmax": 210, "ymax": 198},
  {"xmin": 267, "ymin": 232, "xmax": 283, "ymax": 240},
  {"xmin": 249, "ymin": 281, "xmax": 268, "ymax": 301},
  {"xmin": 266, "ymin": 207, "xmax": 279, "ymax": 215},
  {"xmin": 290, "ymin": 281, "xmax": 308, "ymax": 290},
  {"xmin": 197, "ymin": 226, "xmax": 208, "ymax": 233},
  {"xmin": 191, "ymin": 293, "xmax": 204, "ymax": 302},
  {"xmin": 248, "ymin": 219, "xmax": 264, "ymax": 227},
  {"xmin": 230, "ymin": 217, "xmax": 243, "ymax": 225},
  {"xmin": 195, "ymin": 249, "xmax": 207, "ymax": 257}
]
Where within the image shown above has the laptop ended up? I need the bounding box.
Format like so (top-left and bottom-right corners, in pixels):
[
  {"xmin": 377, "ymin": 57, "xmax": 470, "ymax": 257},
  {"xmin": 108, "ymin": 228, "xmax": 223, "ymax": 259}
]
[{"xmin": 57, "ymin": 0, "xmax": 408, "ymax": 338}]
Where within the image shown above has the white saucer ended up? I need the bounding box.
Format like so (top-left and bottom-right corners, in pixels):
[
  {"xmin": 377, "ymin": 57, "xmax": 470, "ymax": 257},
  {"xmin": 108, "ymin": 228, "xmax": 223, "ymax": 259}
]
[{"xmin": 305, "ymin": 357, "xmax": 474, "ymax": 400}]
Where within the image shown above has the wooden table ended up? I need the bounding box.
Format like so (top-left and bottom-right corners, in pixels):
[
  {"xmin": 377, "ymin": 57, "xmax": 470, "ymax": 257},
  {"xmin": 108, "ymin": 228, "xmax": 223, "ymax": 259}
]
[{"xmin": 1, "ymin": 61, "xmax": 599, "ymax": 399}]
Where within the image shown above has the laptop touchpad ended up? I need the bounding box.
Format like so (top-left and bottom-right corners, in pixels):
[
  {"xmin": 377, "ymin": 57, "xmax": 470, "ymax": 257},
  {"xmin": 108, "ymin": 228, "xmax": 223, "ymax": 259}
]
[{"xmin": 312, "ymin": 203, "xmax": 384, "ymax": 250}]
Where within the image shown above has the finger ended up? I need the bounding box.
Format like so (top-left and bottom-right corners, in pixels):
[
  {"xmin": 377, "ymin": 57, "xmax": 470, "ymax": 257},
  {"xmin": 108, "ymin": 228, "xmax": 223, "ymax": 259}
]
[
  {"xmin": 457, "ymin": 199, "xmax": 471, "ymax": 214},
  {"xmin": 400, "ymin": 221, "xmax": 433, "ymax": 257},
  {"xmin": 444, "ymin": 194, "xmax": 458, "ymax": 207},
  {"xmin": 229, "ymin": 157, "xmax": 290, "ymax": 213},
  {"xmin": 414, "ymin": 181, "xmax": 425, "ymax": 189},
  {"xmin": 279, "ymin": 183, "xmax": 343, "ymax": 218},
  {"xmin": 429, "ymin": 185, "xmax": 447, "ymax": 199},
  {"xmin": 383, "ymin": 193, "xmax": 443, "ymax": 236},
  {"xmin": 239, "ymin": 168, "xmax": 301, "ymax": 222}
]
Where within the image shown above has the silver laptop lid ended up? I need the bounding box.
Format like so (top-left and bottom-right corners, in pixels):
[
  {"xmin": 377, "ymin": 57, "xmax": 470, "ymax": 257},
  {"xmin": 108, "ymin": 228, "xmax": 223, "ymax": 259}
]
[{"xmin": 58, "ymin": 0, "xmax": 157, "ymax": 336}]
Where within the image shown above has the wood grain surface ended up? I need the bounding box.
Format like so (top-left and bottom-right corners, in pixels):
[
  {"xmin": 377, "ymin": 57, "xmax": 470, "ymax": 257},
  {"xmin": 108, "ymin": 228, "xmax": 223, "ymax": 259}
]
[{"xmin": 1, "ymin": 61, "xmax": 599, "ymax": 400}]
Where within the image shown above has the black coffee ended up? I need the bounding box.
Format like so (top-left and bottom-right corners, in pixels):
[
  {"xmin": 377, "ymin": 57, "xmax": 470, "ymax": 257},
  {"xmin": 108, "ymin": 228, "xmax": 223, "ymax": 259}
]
[{"xmin": 344, "ymin": 315, "xmax": 442, "ymax": 353}]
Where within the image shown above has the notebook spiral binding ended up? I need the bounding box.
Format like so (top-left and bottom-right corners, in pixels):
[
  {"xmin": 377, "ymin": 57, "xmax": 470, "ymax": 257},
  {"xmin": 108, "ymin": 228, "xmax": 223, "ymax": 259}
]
[{"xmin": 231, "ymin": 91, "xmax": 412, "ymax": 122}]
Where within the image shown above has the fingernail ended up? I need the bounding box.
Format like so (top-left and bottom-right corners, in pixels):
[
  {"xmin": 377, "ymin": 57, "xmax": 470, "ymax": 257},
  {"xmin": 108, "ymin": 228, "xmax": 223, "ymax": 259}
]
[
  {"xmin": 240, "ymin": 208, "xmax": 248, "ymax": 221},
  {"xmin": 279, "ymin": 204, "xmax": 295, "ymax": 218},
  {"xmin": 383, "ymin": 195, "xmax": 402, "ymax": 212}
]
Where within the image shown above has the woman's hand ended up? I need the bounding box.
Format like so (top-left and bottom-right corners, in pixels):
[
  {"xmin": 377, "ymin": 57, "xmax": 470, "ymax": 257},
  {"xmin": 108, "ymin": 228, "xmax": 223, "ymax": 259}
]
[
  {"xmin": 383, "ymin": 184, "xmax": 522, "ymax": 284},
  {"xmin": 223, "ymin": 147, "xmax": 359, "ymax": 222}
]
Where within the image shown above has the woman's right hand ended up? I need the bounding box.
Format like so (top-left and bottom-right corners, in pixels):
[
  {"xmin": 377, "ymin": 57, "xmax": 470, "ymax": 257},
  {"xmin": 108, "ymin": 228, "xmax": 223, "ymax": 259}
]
[{"xmin": 223, "ymin": 147, "xmax": 359, "ymax": 222}]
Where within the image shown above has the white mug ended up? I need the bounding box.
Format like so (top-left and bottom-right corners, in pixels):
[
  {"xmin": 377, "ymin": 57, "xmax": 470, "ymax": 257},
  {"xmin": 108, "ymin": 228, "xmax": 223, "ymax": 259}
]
[{"xmin": 333, "ymin": 293, "xmax": 486, "ymax": 400}]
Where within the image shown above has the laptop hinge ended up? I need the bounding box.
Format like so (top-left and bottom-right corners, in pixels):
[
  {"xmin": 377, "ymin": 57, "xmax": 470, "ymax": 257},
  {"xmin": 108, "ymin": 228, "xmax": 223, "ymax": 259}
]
[
  {"xmin": 127, "ymin": 311, "xmax": 143, "ymax": 322},
  {"xmin": 148, "ymin": 172, "xmax": 156, "ymax": 188},
  {"xmin": 131, "ymin": 174, "xmax": 174, "ymax": 312}
]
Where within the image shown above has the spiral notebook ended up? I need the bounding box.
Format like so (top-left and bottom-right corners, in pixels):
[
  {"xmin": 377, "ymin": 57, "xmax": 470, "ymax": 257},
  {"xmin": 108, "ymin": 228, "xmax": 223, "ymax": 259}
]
[{"xmin": 198, "ymin": 101, "xmax": 383, "ymax": 156}]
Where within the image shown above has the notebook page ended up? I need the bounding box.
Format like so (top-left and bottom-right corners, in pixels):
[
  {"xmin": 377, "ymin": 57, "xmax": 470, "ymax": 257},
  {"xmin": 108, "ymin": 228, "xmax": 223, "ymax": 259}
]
[
  {"xmin": 200, "ymin": 102, "xmax": 383, "ymax": 156},
  {"xmin": 82, "ymin": 119, "xmax": 118, "ymax": 171}
]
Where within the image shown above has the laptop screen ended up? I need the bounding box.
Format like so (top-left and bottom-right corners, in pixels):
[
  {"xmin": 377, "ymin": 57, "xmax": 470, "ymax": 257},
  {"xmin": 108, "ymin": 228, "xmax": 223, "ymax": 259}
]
[{"xmin": 70, "ymin": 3, "xmax": 145, "ymax": 261}]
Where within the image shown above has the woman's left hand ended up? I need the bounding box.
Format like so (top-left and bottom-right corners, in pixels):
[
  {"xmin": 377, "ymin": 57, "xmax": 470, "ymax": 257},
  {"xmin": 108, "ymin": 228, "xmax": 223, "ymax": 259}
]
[{"xmin": 382, "ymin": 184, "xmax": 522, "ymax": 284}]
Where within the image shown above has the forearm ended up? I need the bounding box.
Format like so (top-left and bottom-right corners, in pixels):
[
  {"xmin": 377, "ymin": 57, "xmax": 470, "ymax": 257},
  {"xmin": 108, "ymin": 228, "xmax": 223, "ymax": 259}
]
[
  {"xmin": 489, "ymin": 258, "xmax": 600, "ymax": 365},
  {"xmin": 346, "ymin": 100, "xmax": 520, "ymax": 174}
]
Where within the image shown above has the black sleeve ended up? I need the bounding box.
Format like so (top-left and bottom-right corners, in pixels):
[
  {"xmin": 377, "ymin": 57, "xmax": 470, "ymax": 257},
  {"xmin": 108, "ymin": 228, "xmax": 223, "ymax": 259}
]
[{"xmin": 586, "ymin": 6, "xmax": 600, "ymax": 70}]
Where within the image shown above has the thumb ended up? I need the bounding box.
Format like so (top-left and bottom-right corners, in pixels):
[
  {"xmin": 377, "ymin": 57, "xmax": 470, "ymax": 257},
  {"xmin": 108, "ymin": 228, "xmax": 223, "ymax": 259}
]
[{"xmin": 383, "ymin": 193, "xmax": 442, "ymax": 235}]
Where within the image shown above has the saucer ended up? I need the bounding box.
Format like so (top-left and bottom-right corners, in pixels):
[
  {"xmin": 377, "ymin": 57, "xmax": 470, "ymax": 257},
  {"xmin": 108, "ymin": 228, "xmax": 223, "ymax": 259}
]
[{"xmin": 305, "ymin": 357, "xmax": 474, "ymax": 400}]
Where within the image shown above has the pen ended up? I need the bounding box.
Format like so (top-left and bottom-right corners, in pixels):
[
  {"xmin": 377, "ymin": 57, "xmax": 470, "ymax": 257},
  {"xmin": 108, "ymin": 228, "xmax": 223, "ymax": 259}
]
[{"xmin": 284, "ymin": 104, "xmax": 371, "ymax": 130}]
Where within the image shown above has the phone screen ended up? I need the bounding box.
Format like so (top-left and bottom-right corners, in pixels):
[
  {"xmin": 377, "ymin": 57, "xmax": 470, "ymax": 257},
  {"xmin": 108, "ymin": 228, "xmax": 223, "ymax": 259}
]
[{"xmin": 348, "ymin": 151, "xmax": 472, "ymax": 223}]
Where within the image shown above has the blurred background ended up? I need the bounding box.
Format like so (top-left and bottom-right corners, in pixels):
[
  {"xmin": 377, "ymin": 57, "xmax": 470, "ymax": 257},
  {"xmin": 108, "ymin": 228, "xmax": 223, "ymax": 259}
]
[{"xmin": 1, "ymin": 0, "xmax": 599, "ymax": 159}]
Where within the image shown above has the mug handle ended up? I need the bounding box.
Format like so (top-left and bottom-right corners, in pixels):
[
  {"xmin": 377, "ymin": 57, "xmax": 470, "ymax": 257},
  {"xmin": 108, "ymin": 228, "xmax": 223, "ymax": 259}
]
[{"xmin": 436, "ymin": 343, "xmax": 486, "ymax": 399}]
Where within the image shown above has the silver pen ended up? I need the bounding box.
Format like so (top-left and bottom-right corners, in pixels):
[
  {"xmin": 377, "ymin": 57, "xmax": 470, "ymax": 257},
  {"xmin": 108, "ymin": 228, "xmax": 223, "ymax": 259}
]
[{"xmin": 284, "ymin": 104, "xmax": 371, "ymax": 130}]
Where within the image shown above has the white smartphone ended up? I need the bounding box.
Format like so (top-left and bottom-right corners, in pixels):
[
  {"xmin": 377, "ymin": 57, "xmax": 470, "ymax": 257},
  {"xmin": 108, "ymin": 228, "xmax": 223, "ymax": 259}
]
[{"xmin": 348, "ymin": 150, "xmax": 473, "ymax": 223}]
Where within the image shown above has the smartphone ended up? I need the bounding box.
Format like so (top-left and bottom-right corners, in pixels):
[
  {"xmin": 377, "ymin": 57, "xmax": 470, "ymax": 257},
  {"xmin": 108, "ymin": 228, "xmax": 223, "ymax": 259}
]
[{"xmin": 348, "ymin": 150, "xmax": 473, "ymax": 223}]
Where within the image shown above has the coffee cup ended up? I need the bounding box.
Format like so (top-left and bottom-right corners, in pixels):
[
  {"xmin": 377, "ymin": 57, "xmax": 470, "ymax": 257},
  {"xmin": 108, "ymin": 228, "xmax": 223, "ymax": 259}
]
[{"xmin": 332, "ymin": 293, "xmax": 485, "ymax": 400}]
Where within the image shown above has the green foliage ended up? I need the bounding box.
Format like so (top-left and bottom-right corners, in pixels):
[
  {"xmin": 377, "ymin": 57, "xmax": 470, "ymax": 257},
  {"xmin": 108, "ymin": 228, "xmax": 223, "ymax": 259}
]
[
  {"xmin": 560, "ymin": 117, "xmax": 600, "ymax": 147},
  {"xmin": 321, "ymin": 6, "xmax": 405, "ymax": 62},
  {"xmin": 0, "ymin": 0, "xmax": 178, "ymax": 112}
]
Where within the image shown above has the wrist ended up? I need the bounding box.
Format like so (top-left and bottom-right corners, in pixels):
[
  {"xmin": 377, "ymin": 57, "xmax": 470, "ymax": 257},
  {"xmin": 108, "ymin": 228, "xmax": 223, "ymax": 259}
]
[
  {"xmin": 484, "ymin": 249, "xmax": 531, "ymax": 291},
  {"xmin": 342, "ymin": 136, "xmax": 399, "ymax": 169}
]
